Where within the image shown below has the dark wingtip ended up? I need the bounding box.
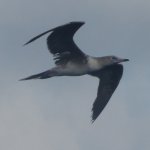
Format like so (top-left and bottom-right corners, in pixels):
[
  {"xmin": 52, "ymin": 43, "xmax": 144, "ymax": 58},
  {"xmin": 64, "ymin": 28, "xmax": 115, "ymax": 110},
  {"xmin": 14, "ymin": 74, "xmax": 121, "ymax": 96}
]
[
  {"xmin": 19, "ymin": 76, "xmax": 35, "ymax": 81},
  {"xmin": 91, "ymin": 111, "xmax": 96, "ymax": 124},
  {"xmin": 19, "ymin": 79, "xmax": 23, "ymax": 81},
  {"xmin": 23, "ymin": 41, "xmax": 32, "ymax": 46},
  {"xmin": 23, "ymin": 21, "xmax": 85, "ymax": 46},
  {"xmin": 23, "ymin": 34, "xmax": 43, "ymax": 46},
  {"xmin": 23, "ymin": 28, "xmax": 53, "ymax": 46},
  {"xmin": 19, "ymin": 79, "xmax": 24, "ymax": 81},
  {"xmin": 19, "ymin": 78, "xmax": 28, "ymax": 81},
  {"xmin": 19, "ymin": 76, "xmax": 38, "ymax": 81},
  {"xmin": 23, "ymin": 42, "xmax": 31, "ymax": 46}
]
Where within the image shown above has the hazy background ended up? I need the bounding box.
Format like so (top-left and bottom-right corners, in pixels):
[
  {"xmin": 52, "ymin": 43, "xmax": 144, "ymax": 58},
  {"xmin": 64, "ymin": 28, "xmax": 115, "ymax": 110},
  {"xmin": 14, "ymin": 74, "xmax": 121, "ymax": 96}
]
[{"xmin": 0, "ymin": 0, "xmax": 150, "ymax": 150}]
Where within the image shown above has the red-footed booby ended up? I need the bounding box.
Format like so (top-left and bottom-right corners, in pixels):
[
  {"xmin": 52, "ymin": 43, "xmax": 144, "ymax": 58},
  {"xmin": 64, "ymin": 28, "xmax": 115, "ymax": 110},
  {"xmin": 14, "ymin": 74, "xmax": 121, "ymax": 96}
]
[{"xmin": 21, "ymin": 22, "xmax": 129, "ymax": 122}]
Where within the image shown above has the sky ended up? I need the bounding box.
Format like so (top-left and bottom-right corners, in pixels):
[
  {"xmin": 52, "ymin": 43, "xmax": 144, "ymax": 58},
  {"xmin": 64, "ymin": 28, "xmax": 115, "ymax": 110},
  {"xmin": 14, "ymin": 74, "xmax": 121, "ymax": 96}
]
[{"xmin": 0, "ymin": 0, "xmax": 150, "ymax": 150}]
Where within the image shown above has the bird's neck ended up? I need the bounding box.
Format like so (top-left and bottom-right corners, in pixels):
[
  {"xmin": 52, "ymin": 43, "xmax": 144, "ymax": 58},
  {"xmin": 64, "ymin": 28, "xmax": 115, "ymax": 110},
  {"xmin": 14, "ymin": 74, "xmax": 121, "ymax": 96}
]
[{"xmin": 87, "ymin": 56, "xmax": 105, "ymax": 71}]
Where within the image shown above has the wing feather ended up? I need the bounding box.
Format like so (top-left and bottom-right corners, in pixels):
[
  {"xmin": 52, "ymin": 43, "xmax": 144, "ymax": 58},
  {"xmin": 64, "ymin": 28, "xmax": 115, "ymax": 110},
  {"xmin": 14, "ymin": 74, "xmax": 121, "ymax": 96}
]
[
  {"xmin": 24, "ymin": 22, "xmax": 86, "ymax": 65},
  {"xmin": 90, "ymin": 64, "xmax": 123, "ymax": 122}
]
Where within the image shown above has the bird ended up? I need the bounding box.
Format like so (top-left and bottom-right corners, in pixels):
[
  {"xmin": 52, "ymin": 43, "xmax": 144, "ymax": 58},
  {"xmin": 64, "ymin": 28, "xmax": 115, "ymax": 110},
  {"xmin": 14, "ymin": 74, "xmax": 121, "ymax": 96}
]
[{"xmin": 21, "ymin": 22, "xmax": 129, "ymax": 122}]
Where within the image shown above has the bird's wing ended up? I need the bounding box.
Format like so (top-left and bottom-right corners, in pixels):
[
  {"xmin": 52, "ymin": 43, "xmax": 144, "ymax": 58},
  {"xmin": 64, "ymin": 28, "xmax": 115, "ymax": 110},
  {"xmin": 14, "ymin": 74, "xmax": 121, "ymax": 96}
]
[
  {"xmin": 90, "ymin": 64, "xmax": 123, "ymax": 122},
  {"xmin": 24, "ymin": 22, "xmax": 86, "ymax": 65}
]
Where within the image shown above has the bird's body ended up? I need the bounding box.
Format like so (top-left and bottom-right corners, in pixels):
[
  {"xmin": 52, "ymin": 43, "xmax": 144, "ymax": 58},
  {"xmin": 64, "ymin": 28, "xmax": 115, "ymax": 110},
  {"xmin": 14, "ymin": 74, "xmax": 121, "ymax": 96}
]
[
  {"xmin": 21, "ymin": 22, "xmax": 129, "ymax": 122},
  {"xmin": 52, "ymin": 56, "xmax": 103, "ymax": 76}
]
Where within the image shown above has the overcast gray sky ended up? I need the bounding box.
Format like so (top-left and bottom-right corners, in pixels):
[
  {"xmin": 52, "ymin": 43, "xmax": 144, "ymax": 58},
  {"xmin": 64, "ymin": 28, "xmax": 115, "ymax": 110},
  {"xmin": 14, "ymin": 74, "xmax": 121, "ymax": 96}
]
[{"xmin": 0, "ymin": 0, "xmax": 150, "ymax": 150}]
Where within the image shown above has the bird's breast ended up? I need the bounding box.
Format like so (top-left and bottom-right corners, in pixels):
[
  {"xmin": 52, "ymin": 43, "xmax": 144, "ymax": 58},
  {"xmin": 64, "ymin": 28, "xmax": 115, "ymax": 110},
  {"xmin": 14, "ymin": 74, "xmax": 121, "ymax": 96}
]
[{"xmin": 64, "ymin": 62, "xmax": 88, "ymax": 75}]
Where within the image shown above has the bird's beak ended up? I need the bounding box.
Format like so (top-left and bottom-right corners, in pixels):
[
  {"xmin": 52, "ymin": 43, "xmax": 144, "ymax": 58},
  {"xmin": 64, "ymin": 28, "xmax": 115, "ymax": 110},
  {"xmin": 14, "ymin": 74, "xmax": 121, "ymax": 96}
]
[{"xmin": 118, "ymin": 58, "xmax": 129, "ymax": 63}]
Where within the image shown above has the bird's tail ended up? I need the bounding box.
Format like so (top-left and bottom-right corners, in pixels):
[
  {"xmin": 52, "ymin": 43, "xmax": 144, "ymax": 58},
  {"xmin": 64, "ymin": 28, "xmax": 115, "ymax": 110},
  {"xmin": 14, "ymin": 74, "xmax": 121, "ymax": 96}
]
[{"xmin": 19, "ymin": 69, "xmax": 57, "ymax": 81}]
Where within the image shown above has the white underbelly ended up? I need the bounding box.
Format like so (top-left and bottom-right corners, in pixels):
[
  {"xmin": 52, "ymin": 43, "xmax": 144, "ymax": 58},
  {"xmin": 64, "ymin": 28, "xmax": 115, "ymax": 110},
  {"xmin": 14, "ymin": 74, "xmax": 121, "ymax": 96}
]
[
  {"xmin": 55, "ymin": 57, "xmax": 102, "ymax": 76},
  {"xmin": 57, "ymin": 62, "xmax": 88, "ymax": 76}
]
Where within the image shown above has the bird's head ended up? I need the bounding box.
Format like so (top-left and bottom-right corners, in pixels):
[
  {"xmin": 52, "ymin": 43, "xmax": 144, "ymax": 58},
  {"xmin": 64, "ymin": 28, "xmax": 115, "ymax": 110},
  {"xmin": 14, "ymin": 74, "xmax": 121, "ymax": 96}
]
[
  {"xmin": 99, "ymin": 56, "xmax": 129, "ymax": 67},
  {"xmin": 109, "ymin": 56, "xmax": 129, "ymax": 64}
]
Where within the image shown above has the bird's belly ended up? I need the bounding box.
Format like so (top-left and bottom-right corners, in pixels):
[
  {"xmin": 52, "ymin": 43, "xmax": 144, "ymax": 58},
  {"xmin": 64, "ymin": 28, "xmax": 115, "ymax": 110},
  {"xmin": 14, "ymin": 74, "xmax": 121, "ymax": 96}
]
[
  {"xmin": 56, "ymin": 58, "xmax": 103, "ymax": 76},
  {"xmin": 60, "ymin": 63, "xmax": 89, "ymax": 76}
]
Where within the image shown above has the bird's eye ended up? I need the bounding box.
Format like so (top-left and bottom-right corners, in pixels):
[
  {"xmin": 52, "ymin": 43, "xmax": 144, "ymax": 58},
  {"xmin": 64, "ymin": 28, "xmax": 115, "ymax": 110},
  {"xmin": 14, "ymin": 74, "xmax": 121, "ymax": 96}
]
[{"xmin": 111, "ymin": 56, "xmax": 117, "ymax": 60}]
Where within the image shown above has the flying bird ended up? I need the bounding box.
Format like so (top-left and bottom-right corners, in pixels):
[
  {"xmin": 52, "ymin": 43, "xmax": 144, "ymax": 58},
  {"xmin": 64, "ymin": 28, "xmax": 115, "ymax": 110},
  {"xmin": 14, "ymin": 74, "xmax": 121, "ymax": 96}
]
[{"xmin": 21, "ymin": 22, "xmax": 129, "ymax": 122}]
